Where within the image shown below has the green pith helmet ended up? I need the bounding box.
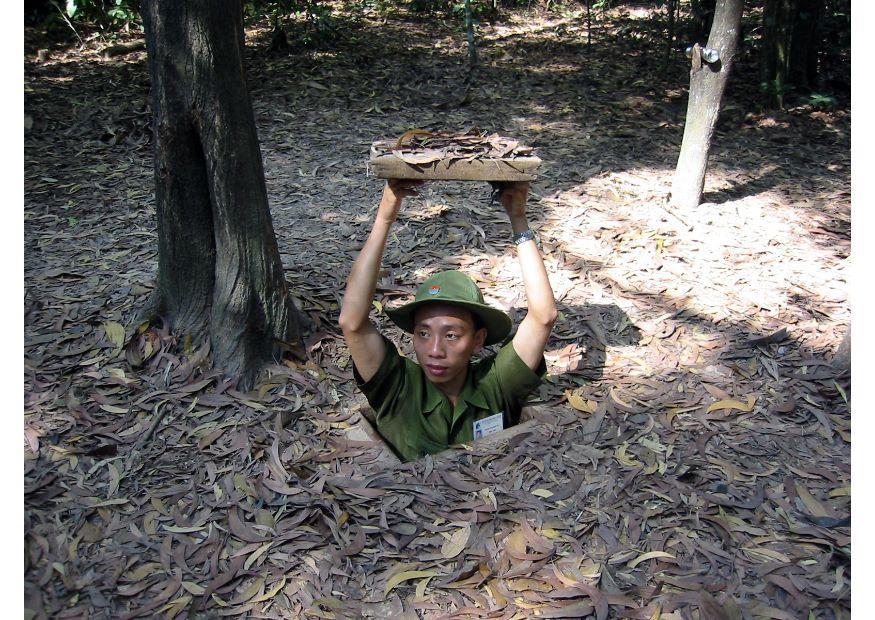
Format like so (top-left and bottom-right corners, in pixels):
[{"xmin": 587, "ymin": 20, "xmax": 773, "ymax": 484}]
[{"xmin": 385, "ymin": 270, "xmax": 512, "ymax": 346}]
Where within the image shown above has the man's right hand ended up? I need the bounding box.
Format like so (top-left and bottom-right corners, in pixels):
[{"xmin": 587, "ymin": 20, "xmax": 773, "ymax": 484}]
[
  {"xmin": 378, "ymin": 179, "xmax": 425, "ymax": 222},
  {"xmin": 341, "ymin": 179, "xmax": 424, "ymax": 383}
]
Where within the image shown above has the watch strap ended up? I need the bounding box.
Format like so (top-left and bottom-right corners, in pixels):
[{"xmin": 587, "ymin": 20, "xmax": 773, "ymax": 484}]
[{"xmin": 513, "ymin": 229, "xmax": 536, "ymax": 245}]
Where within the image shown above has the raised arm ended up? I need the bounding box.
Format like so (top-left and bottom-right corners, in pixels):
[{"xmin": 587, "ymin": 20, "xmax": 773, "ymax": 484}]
[
  {"xmin": 496, "ymin": 182, "xmax": 557, "ymax": 370},
  {"xmin": 339, "ymin": 180, "xmax": 421, "ymax": 382}
]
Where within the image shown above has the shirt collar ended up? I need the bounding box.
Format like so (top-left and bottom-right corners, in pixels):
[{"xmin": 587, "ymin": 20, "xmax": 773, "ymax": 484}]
[
  {"xmin": 457, "ymin": 365, "xmax": 488, "ymax": 409},
  {"xmin": 422, "ymin": 377, "xmax": 445, "ymax": 415},
  {"xmin": 420, "ymin": 363, "xmax": 487, "ymax": 415}
]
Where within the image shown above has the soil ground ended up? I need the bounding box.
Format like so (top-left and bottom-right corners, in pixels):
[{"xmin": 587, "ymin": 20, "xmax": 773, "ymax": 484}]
[{"xmin": 24, "ymin": 5, "xmax": 850, "ymax": 619}]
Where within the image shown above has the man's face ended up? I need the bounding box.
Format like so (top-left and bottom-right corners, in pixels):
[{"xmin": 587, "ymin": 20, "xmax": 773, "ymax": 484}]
[{"xmin": 412, "ymin": 304, "xmax": 487, "ymax": 389}]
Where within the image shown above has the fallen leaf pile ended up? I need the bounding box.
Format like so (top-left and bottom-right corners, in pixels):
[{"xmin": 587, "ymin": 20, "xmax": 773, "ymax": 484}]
[
  {"xmin": 25, "ymin": 5, "xmax": 849, "ymax": 619},
  {"xmin": 377, "ymin": 129, "xmax": 535, "ymax": 166}
]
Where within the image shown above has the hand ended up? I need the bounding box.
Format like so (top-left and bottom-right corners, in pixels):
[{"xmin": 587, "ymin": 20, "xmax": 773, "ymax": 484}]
[
  {"xmin": 493, "ymin": 181, "xmax": 529, "ymax": 222},
  {"xmin": 378, "ymin": 179, "xmax": 425, "ymax": 222}
]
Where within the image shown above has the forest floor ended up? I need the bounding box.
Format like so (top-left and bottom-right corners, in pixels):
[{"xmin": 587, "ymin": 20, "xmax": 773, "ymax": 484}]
[{"xmin": 24, "ymin": 5, "xmax": 851, "ymax": 619}]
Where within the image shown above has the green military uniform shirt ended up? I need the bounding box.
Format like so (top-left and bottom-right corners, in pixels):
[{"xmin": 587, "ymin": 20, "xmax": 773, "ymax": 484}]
[{"xmin": 353, "ymin": 336, "xmax": 546, "ymax": 462}]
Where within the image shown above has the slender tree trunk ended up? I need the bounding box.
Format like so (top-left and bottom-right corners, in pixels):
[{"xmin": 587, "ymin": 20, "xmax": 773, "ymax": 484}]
[
  {"xmin": 760, "ymin": 0, "xmax": 795, "ymax": 108},
  {"xmin": 761, "ymin": 0, "xmax": 825, "ymax": 106},
  {"xmin": 788, "ymin": 0, "xmax": 823, "ymax": 91},
  {"xmin": 670, "ymin": 0, "xmax": 743, "ymax": 210},
  {"xmin": 465, "ymin": 0, "xmax": 477, "ymax": 69},
  {"xmin": 142, "ymin": 0, "xmax": 301, "ymax": 388},
  {"xmin": 661, "ymin": 0, "xmax": 677, "ymax": 75},
  {"xmin": 689, "ymin": 0, "xmax": 716, "ymax": 43},
  {"xmin": 585, "ymin": 0, "xmax": 592, "ymax": 48}
]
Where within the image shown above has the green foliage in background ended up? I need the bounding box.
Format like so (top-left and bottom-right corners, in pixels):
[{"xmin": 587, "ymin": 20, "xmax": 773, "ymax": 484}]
[
  {"xmin": 65, "ymin": 0, "xmax": 141, "ymax": 30},
  {"xmin": 24, "ymin": 0, "xmax": 851, "ymax": 101},
  {"xmin": 244, "ymin": 0, "xmax": 338, "ymax": 47}
]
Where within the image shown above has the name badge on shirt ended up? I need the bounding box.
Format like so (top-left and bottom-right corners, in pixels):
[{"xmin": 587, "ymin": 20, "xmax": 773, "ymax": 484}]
[{"xmin": 473, "ymin": 412, "xmax": 504, "ymax": 439}]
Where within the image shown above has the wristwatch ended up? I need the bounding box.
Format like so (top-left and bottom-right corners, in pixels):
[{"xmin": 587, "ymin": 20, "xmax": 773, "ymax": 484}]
[{"xmin": 513, "ymin": 229, "xmax": 536, "ymax": 245}]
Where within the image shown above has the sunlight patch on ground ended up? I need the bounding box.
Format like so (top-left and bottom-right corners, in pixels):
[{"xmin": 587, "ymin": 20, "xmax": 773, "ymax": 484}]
[
  {"xmin": 482, "ymin": 16, "xmax": 578, "ymax": 42},
  {"xmin": 541, "ymin": 168, "xmax": 848, "ymax": 340},
  {"xmin": 41, "ymin": 74, "xmax": 76, "ymax": 82},
  {"xmin": 621, "ymin": 95, "xmax": 657, "ymax": 110},
  {"xmin": 509, "ymin": 117, "xmax": 586, "ymax": 139},
  {"xmin": 503, "ymin": 63, "xmax": 583, "ymax": 77}
]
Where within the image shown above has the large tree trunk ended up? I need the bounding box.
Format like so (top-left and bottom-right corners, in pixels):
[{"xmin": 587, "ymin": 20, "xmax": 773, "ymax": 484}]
[
  {"xmin": 142, "ymin": 0, "xmax": 301, "ymax": 387},
  {"xmin": 831, "ymin": 325, "xmax": 850, "ymax": 374},
  {"xmin": 670, "ymin": 0, "xmax": 743, "ymax": 210}
]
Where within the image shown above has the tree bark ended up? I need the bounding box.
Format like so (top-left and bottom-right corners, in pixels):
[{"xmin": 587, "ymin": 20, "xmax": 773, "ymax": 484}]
[
  {"xmin": 660, "ymin": 0, "xmax": 678, "ymax": 76},
  {"xmin": 788, "ymin": 0, "xmax": 823, "ymax": 92},
  {"xmin": 760, "ymin": 0, "xmax": 825, "ymax": 108},
  {"xmin": 670, "ymin": 0, "xmax": 743, "ymax": 210},
  {"xmin": 688, "ymin": 0, "xmax": 716, "ymax": 43},
  {"xmin": 831, "ymin": 325, "xmax": 850, "ymax": 374},
  {"xmin": 585, "ymin": 0, "xmax": 592, "ymax": 48},
  {"xmin": 465, "ymin": 0, "xmax": 477, "ymax": 70},
  {"xmin": 760, "ymin": 0, "xmax": 795, "ymax": 108},
  {"xmin": 142, "ymin": 0, "xmax": 301, "ymax": 388}
]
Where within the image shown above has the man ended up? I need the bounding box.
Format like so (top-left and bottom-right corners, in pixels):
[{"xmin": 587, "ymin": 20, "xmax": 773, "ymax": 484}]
[{"xmin": 339, "ymin": 179, "xmax": 557, "ymax": 461}]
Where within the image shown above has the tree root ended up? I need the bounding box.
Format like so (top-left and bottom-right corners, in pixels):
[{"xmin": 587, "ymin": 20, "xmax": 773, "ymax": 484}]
[{"xmin": 100, "ymin": 39, "xmax": 146, "ymax": 60}]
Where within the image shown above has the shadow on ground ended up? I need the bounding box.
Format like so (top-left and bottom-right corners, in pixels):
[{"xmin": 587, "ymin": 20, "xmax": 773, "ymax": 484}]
[{"xmin": 24, "ymin": 7, "xmax": 850, "ymax": 618}]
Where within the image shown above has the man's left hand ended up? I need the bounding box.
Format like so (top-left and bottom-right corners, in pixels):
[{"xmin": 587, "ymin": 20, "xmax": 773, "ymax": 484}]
[{"xmin": 493, "ymin": 181, "xmax": 529, "ymax": 222}]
